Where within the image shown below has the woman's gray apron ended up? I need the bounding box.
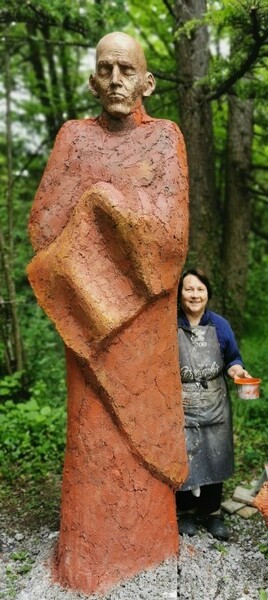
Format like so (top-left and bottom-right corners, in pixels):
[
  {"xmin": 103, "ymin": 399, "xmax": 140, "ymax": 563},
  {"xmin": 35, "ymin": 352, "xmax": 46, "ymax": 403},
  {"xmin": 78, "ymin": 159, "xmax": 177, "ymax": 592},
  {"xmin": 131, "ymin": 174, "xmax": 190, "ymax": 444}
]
[{"xmin": 178, "ymin": 324, "xmax": 234, "ymax": 490}]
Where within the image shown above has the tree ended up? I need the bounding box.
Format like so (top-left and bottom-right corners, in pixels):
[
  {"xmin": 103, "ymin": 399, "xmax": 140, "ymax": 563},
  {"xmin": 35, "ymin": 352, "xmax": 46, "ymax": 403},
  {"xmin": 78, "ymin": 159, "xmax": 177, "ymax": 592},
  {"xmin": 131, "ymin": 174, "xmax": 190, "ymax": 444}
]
[
  {"xmin": 223, "ymin": 91, "xmax": 254, "ymax": 332},
  {"xmin": 174, "ymin": 1, "xmax": 268, "ymax": 321},
  {"xmin": 0, "ymin": 44, "xmax": 24, "ymax": 374},
  {"xmin": 174, "ymin": 0, "xmax": 221, "ymax": 288},
  {"xmin": 127, "ymin": 0, "xmax": 268, "ymax": 330}
]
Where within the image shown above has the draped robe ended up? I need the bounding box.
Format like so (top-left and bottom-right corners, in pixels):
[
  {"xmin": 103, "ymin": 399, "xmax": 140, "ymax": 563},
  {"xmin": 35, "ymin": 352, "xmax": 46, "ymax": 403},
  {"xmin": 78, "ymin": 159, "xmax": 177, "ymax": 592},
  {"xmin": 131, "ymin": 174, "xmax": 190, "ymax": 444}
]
[{"xmin": 27, "ymin": 107, "xmax": 189, "ymax": 595}]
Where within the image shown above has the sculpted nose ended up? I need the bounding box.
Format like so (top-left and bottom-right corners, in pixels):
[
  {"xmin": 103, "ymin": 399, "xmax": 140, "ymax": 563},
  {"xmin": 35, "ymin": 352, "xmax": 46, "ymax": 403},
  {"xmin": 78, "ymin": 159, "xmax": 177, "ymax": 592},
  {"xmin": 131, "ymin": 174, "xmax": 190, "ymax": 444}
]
[{"xmin": 110, "ymin": 65, "xmax": 121, "ymax": 84}]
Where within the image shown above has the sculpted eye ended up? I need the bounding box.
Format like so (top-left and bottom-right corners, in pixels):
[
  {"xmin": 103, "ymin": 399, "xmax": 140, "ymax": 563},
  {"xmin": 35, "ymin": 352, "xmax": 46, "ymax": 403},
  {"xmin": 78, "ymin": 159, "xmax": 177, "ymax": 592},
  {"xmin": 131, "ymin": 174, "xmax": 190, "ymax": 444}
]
[
  {"xmin": 97, "ymin": 65, "xmax": 111, "ymax": 76},
  {"xmin": 123, "ymin": 67, "xmax": 135, "ymax": 75}
]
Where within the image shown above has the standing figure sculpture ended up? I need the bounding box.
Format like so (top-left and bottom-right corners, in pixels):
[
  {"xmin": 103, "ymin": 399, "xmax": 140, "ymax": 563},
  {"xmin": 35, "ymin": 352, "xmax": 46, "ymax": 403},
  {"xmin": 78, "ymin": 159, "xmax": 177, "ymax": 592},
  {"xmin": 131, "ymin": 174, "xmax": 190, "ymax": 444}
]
[{"xmin": 27, "ymin": 32, "xmax": 189, "ymax": 596}]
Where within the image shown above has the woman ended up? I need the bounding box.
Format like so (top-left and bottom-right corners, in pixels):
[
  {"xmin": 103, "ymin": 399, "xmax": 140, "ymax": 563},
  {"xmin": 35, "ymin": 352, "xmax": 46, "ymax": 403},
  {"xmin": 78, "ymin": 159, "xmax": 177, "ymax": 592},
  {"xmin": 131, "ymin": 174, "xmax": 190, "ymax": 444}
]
[{"xmin": 176, "ymin": 268, "xmax": 250, "ymax": 539}]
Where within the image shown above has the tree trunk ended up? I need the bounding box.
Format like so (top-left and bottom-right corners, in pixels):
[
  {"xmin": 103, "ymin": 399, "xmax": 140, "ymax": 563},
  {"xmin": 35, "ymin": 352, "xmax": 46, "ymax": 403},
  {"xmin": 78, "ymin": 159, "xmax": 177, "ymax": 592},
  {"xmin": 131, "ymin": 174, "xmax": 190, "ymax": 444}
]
[
  {"xmin": 173, "ymin": 0, "xmax": 222, "ymax": 307},
  {"xmin": 59, "ymin": 45, "xmax": 77, "ymax": 121},
  {"xmin": 222, "ymin": 92, "xmax": 254, "ymax": 337},
  {"xmin": 0, "ymin": 229, "xmax": 24, "ymax": 373},
  {"xmin": 42, "ymin": 25, "xmax": 64, "ymax": 130},
  {"xmin": 26, "ymin": 24, "xmax": 59, "ymax": 140},
  {"xmin": 0, "ymin": 44, "xmax": 24, "ymax": 374}
]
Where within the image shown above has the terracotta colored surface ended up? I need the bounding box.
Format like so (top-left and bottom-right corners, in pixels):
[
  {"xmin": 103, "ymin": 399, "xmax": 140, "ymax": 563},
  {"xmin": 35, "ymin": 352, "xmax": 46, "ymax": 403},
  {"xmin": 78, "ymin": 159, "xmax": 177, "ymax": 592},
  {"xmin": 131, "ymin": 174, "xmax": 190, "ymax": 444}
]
[
  {"xmin": 27, "ymin": 107, "xmax": 189, "ymax": 594},
  {"xmin": 253, "ymin": 482, "xmax": 268, "ymax": 526}
]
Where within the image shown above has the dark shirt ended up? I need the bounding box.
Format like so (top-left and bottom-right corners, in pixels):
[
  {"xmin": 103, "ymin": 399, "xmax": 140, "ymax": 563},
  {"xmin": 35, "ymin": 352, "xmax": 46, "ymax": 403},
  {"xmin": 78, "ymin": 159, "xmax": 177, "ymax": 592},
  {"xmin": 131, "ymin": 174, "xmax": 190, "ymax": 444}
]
[{"xmin": 178, "ymin": 308, "xmax": 243, "ymax": 371}]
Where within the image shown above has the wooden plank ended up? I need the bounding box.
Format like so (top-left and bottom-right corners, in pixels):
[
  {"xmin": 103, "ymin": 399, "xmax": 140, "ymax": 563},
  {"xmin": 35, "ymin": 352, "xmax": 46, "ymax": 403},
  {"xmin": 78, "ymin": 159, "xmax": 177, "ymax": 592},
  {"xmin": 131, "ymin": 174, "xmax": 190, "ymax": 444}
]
[
  {"xmin": 237, "ymin": 506, "xmax": 259, "ymax": 519},
  {"xmin": 221, "ymin": 499, "xmax": 245, "ymax": 514},
  {"xmin": 232, "ymin": 486, "xmax": 255, "ymax": 506}
]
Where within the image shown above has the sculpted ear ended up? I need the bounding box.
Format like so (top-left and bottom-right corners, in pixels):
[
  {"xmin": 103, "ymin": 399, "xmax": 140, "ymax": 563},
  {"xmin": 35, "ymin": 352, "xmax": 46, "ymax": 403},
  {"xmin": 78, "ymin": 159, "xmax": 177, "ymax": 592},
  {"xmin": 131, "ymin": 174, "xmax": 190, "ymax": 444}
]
[
  {"xmin": 89, "ymin": 74, "xmax": 99, "ymax": 97},
  {"xmin": 143, "ymin": 72, "xmax": 156, "ymax": 97}
]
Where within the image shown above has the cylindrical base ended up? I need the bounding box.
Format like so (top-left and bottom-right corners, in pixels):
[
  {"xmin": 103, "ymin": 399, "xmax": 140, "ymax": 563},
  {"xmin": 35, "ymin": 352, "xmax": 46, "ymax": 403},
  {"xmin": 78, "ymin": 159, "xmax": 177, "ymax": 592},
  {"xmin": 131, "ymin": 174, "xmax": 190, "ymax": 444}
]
[{"xmin": 55, "ymin": 352, "xmax": 179, "ymax": 596}]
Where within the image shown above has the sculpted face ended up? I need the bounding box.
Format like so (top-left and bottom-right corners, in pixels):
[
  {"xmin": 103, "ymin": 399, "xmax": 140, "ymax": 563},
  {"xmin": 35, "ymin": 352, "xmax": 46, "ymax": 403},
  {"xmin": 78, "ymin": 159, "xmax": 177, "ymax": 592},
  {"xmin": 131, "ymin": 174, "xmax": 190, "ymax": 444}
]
[{"xmin": 90, "ymin": 32, "xmax": 155, "ymax": 118}]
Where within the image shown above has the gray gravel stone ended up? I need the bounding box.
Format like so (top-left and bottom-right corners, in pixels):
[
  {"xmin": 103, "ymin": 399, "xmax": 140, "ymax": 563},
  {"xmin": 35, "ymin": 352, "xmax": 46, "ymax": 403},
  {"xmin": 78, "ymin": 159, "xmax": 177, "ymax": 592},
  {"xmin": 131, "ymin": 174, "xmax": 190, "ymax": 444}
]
[
  {"xmin": 0, "ymin": 514, "xmax": 267, "ymax": 599},
  {"xmin": 14, "ymin": 547, "xmax": 177, "ymax": 600}
]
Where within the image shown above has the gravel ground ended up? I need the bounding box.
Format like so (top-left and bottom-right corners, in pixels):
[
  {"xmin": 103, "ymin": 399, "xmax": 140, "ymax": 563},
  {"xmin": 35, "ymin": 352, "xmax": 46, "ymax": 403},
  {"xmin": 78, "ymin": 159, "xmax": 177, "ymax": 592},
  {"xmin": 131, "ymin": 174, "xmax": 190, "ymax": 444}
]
[{"xmin": 0, "ymin": 512, "xmax": 267, "ymax": 600}]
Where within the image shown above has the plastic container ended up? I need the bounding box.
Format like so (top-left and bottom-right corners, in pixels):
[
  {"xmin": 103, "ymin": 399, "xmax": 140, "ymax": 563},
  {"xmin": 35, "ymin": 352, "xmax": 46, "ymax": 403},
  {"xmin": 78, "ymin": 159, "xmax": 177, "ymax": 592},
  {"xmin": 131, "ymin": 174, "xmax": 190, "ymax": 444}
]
[{"xmin": 235, "ymin": 377, "xmax": 262, "ymax": 400}]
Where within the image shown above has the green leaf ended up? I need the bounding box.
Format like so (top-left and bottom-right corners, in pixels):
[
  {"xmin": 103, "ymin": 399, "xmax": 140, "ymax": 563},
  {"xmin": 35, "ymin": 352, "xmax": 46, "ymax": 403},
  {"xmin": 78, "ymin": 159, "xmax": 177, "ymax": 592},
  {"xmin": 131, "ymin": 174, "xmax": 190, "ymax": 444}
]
[{"xmin": 40, "ymin": 406, "xmax": 52, "ymax": 416}]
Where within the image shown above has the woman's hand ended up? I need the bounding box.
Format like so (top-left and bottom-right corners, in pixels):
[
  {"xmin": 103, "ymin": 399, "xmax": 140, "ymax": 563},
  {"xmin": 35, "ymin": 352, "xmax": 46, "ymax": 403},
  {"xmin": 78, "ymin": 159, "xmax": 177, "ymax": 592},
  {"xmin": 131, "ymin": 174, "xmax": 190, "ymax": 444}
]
[{"xmin": 227, "ymin": 364, "xmax": 251, "ymax": 380}]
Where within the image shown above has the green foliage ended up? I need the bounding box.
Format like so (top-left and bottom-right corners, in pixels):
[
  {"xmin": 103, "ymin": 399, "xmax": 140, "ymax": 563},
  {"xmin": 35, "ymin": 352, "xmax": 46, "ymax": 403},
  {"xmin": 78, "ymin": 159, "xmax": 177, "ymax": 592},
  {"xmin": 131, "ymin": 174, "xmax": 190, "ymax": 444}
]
[
  {"xmin": 198, "ymin": 0, "xmax": 268, "ymax": 96},
  {"xmin": 246, "ymin": 244, "xmax": 268, "ymax": 327},
  {"xmin": 259, "ymin": 543, "xmax": 268, "ymax": 559},
  {"xmin": 175, "ymin": 18, "xmax": 203, "ymax": 41},
  {"xmin": 0, "ymin": 394, "xmax": 66, "ymax": 482},
  {"xmin": 226, "ymin": 323, "xmax": 268, "ymax": 492},
  {"xmin": 214, "ymin": 542, "xmax": 229, "ymax": 554},
  {"xmin": 0, "ymin": 550, "xmax": 34, "ymax": 599},
  {"xmin": 0, "ymin": 370, "xmax": 24, "ymax": 400},
  {"xmin": 20, "ymin": 302, "xmax": 66, "ymax": 398},
  {"xmin": 232, "ymin": 396, "xmax": 267, "ymax": 479}
]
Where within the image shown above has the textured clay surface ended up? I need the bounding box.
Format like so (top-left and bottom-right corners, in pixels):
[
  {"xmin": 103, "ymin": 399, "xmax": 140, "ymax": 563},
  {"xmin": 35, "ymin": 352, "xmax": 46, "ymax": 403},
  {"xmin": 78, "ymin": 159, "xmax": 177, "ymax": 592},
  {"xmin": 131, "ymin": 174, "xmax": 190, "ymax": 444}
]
[
  {"xmin": 253, "ymin": 482, "xmax": 268, "ymax": 526},
  {"xmin": 27, "ymin": 107, "xmax": 189, "ymax": 595}
]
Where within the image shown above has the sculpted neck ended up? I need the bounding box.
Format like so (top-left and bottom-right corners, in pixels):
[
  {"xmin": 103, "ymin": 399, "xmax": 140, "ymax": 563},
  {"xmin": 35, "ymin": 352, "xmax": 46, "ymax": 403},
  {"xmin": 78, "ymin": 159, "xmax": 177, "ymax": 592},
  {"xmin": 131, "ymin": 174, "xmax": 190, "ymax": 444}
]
[{"xmin": 98, "ymin": 105, "xmax": 146, "ymax": 132}]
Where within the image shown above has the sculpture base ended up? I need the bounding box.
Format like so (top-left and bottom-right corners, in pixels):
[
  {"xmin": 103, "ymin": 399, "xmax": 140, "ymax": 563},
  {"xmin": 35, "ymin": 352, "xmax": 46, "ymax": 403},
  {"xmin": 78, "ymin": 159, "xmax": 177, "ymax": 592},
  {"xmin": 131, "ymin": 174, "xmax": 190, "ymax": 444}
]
[
  {"xmin": 17, "ymin": 544, "xmax": 177, "ymax": 600},
  {"xmin": 55, "ymin": 350, "xmax": 179, "ymax": 596}
]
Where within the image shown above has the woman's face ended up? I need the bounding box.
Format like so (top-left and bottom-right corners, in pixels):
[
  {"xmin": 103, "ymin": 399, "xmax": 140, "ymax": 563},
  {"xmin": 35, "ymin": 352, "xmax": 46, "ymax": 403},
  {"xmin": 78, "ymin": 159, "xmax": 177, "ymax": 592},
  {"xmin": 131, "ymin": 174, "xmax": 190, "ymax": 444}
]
[{"xmin": 180, "ymin": 274, "xmax": 208, "ymax": 321}]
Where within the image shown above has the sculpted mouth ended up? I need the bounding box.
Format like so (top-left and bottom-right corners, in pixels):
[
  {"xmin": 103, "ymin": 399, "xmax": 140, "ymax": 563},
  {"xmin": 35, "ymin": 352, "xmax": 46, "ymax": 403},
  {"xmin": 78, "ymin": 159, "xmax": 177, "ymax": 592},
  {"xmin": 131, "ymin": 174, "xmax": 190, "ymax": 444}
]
[{"xmin": 108, "ymin": 93, "xmax": 126, "ymax": 99}]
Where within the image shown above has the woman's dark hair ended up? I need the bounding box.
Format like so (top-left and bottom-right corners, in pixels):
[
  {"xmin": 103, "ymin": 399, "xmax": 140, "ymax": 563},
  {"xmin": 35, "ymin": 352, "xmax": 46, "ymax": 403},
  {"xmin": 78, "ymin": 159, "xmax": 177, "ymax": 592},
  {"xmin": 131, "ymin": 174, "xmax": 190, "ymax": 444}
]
[{"xmin": 177, "ymin": 268, "xmax": 213, "ymax": 304}]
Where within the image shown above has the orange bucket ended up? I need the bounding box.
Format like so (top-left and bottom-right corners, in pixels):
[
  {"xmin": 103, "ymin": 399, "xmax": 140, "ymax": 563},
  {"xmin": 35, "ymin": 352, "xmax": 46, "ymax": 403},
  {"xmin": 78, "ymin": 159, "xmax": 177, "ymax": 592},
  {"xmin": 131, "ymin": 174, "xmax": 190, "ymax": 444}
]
[{"xmin": 235, "ymin": 377, "xmax": 262, "ymax": 400}]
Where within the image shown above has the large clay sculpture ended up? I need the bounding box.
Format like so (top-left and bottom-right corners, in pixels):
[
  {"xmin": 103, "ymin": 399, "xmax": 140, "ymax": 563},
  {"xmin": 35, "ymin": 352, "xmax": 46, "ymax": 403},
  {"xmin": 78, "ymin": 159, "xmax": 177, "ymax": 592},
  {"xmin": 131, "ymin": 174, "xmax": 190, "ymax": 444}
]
[{"xmin": 27, "ymin": 32, "xmax": 189, "ymax": 596}]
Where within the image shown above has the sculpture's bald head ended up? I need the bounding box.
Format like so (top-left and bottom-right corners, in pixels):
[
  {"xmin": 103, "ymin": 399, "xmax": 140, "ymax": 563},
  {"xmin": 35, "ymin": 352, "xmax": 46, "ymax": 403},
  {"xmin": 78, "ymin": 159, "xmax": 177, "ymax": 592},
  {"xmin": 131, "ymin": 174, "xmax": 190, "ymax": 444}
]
[
  {"xmin": 96, "ymin": 32, "xmax": 147, "ymax": 73},
  {"xmin": 89, "ymin": 31, "xmax": 155, "ymax": 118}
]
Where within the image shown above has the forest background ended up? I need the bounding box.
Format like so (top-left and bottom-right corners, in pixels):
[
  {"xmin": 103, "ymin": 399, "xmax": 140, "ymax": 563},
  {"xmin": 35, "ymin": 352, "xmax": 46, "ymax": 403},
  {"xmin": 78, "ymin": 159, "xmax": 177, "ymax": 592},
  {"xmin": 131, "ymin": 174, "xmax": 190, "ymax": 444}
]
[{"xmin": 0, "ymin": 0, "xmax": 267, "ymax": 526}]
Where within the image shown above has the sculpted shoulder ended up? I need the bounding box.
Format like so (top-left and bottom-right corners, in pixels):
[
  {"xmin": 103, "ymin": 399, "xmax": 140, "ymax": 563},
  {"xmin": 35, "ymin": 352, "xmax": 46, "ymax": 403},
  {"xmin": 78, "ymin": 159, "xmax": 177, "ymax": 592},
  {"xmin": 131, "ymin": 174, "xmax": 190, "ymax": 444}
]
[
  {"xmin": 143, "ymin": 113, "xmax": 183, "ymax": 131},
  {"xmin": 55, "ymin": 117, "xmax": 100, "ymax": 143},
  {"xmin": 140, "ymin": 114, "xmax": 186, "ymax": 146},
  {"xmin": 55, "ymin": 114, "xmax": 184, "ymax": 144}
]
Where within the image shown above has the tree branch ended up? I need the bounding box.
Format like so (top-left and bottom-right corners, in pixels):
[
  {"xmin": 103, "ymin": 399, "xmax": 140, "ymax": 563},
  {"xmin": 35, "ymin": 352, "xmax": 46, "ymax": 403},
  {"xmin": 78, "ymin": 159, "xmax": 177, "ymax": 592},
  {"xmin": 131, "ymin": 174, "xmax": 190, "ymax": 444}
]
[
  {"xmin": 252, "ymin": 163, "xmax": 268, "ymax": 171},
  {"xmin": 0, "ymin": 4, "xmax": 95, "ymax": 39},
  {"xmin": 153, "ymin": 70, "xmax": 180, "ymax": 83},
  {"xmin": 251, "ymin": 225, "xmax": 268, "ymax": 240},
  {"xmin": 150, "ymin": 99, "xmax": 179, "ymax": 115},
  {"xmin": 26, "ymin": 23, "xmax": 60, "ymax": 139},
  {"xmin": 0, "ymin": 36, "xmax": 92, "ymax": 48},
  {"xmin": 249, "ymin": 188, "xmax": 268, "ymax": 201},
  {"xmin": 161, "ymin": 0, "xmax": 177, "ymax": 22},
  {"xmin": 27, "ymin": 2, "xmax": 93, "ymax": 37},
  {"xmin": 204, "ymin": 43, "xmax": 266, "ymax": 103},
  {"xmin": 153, "ymin": 85, "xmax": 178, "ymax": 95},
  {"xmin": 203, "ymin": 7, "xmax": 268, "ymax": 103}
]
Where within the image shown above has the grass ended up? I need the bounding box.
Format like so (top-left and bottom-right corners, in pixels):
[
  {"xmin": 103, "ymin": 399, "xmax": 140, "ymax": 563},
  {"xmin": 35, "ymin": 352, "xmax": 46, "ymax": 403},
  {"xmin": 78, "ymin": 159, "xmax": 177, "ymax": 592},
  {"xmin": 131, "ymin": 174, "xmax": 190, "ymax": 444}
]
[
  {"xmin": 233, "ymin": 324, "xmax": 267, "ymax": 482},
  {"xmin": 0, "ymin": 473, "xmax": 61, "ymax": 533},
  {"xmin": 223, "ymin": 323, "xmax": 268, "ymax": 498}
]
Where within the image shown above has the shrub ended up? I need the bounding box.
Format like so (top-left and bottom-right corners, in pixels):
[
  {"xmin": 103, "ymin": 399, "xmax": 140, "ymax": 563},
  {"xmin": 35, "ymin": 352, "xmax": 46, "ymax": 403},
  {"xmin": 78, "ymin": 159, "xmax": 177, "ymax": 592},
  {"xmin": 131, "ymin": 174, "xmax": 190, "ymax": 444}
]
[{"xmin": 0, "ymin": 390, "xmax": 66, "ymax": 482}]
